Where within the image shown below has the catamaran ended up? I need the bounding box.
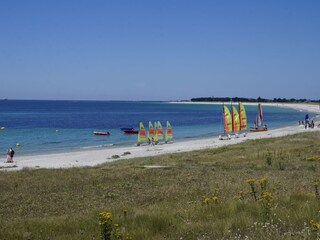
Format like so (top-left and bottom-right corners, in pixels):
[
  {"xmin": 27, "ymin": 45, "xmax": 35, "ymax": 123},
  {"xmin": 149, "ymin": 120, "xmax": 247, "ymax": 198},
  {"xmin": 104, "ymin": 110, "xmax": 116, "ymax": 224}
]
[
  {"xmin": 147, "ymin": 121, "xmax": 156, "ymax": 143},
  {"xmin": 250, "ymin": 103, "xmax": 267, "ymax": 132},
  {"xmin": 219, "ymin": 102, "xmax": 247, "ymax": 139},
  {"xmin": 137, "ymin": 121, "xmax": 147, "ymax": 146},
  {"xmin": 239, "ymin": 102, "xmax": 247, "ymax": 132},
  {"xmin": 231, "ymin": 104, "xmax": 240, "ymax": 137},
  {"xmin": 165, "ymin": 120, "xmax": 173, "ymax": 143},
  {"xmin": 154, "ymin": 121, "xmax": 164, "ymax": 144},
  {"xmin": 219, "ymin": 104, "xmax": 232, "ymax": 140}
]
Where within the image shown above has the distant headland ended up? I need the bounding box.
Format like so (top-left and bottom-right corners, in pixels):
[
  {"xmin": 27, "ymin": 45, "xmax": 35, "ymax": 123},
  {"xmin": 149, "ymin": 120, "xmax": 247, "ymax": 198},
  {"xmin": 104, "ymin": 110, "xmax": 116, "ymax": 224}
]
[{"xmin": 189, "ymin": 97, "xmax": 320, "ymax": 103}]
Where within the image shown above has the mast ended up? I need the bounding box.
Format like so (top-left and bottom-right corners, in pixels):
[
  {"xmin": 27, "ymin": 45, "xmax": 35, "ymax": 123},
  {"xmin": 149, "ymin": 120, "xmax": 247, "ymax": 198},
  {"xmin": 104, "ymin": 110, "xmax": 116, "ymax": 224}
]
[{"xmin": 257, "ymin": 103, "xmax": 263, "ymax": 127}]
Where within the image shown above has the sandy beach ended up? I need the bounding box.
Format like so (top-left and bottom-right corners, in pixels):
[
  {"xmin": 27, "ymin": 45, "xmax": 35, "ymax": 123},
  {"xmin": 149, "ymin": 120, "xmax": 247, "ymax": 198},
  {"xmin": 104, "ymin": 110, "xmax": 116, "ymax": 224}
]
[{"xmin": 1, "ymin": 102, "xmax": 319, "ymax": 171}]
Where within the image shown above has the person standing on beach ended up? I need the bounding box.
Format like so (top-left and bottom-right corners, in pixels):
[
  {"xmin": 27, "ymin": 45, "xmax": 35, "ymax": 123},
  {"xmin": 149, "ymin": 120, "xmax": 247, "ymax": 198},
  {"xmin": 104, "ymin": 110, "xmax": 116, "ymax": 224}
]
[{"xmin": 8, "ymin": 148, "xmax": 14, "ymax": 163}]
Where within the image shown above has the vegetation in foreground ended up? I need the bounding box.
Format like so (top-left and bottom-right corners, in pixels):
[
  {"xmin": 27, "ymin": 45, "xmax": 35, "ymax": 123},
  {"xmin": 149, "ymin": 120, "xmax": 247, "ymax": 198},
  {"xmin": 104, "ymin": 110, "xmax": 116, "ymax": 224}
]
[{"xmin": 0, "ymin": 132, "xmax": 320, "ymax": 239}]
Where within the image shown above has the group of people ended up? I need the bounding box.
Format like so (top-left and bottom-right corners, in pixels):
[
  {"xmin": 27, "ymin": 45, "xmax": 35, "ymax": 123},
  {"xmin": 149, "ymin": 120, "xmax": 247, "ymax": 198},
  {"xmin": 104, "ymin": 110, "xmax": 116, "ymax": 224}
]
[
  {"xmin": 6, "ymin": 148, "xmax": 15, "ymax": 163},
  {"xmin": 299, "ymin": 119, "xmax": 315, "ymax": 129}
]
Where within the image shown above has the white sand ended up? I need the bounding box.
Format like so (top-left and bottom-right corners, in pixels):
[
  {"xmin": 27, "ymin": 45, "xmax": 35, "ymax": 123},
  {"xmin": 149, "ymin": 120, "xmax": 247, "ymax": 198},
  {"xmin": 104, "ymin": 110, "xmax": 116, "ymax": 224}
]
[{"xmin": 1, "ymin": 103, "xmax": 319, "ymax": 171}]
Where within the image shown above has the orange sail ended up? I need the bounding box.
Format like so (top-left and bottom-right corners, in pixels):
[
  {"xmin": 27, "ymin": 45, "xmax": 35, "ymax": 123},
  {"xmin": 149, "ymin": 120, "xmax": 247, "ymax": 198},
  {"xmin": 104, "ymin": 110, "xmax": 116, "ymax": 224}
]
[
  {"xmin": 238, "ymin": 102, "xmax": 247, "ymax": 130},
  {"xmin": 232, "ymin": 106, "xmax": 240, "ymax": 132},
  {"xmin": 156, "ymin": 121, "xmax": 164, "ymax": 141},
  {"xmin": 165, "ymin": 121, "xmax": 173, "ymax": 143},
  {"xmin": 148, "ymin": 121, "xmax": 155, "ymax": 140},
  {"xmin": 137, "ymin": 122, "xmax": 147, "ymax": 145},
  {"xmin": 223, "ymin": 105, "xmax": 232, "ymax": 133}
]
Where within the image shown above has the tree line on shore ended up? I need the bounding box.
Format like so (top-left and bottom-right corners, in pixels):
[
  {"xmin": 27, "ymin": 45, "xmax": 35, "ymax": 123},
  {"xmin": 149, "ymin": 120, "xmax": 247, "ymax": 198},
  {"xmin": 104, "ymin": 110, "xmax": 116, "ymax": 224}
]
[{"xmin": 190, "ymin": 96, "xmax": 320, "ymax": 103}]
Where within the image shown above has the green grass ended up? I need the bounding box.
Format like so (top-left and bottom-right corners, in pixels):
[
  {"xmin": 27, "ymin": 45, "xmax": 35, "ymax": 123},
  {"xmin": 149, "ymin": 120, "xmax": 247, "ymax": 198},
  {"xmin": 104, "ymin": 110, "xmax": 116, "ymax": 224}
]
[{"xmin": 1, "ymin": 132, "xmax": 320, "ymax": 239}]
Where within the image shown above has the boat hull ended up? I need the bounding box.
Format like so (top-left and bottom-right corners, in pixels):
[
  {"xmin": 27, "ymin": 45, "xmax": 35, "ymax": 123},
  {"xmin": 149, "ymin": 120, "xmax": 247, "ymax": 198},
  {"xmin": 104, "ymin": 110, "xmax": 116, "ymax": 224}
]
[
  {"xmin": 93, "ymin": 131, "xmax": 110, "ymax": 135},
  {"xmin": 250, "ymin": 128, "xmax": 267, "ymax": 132},
  {"xmin": 123, "ymin": 129, "xmax": 139, "ymax": 134},
  {"xmin": 120, "ymin": 127, "xmax": 133, "ymax": 131}
]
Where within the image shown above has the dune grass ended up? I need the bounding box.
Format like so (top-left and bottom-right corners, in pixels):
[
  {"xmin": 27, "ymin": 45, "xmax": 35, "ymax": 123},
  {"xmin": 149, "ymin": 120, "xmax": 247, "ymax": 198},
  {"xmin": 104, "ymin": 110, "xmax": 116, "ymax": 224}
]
[{"xmin": 0, "ymin": 132, "xmax": 320, "ymax": 239}]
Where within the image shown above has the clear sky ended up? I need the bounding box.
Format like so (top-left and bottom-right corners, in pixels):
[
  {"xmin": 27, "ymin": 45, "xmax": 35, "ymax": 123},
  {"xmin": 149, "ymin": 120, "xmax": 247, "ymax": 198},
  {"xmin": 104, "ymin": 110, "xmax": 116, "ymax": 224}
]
[{"xmin": 1, "ymin": 1, "xmax": 319, "ymax": 101}]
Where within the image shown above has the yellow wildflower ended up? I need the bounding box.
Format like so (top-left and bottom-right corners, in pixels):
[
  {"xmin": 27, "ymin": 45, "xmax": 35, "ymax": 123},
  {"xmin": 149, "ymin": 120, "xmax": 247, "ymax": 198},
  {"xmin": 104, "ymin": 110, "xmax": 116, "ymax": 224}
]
[
  {"xmin": 212, "ymin": 196, "xmax": 219, "ymax": 202},
  {"xmin": 310, "ymin": 220, "xmax": 320, "ymax": 231},
  {"xmin": 246, "ymin": 178, "xmax": 256, "ymax": 184}
]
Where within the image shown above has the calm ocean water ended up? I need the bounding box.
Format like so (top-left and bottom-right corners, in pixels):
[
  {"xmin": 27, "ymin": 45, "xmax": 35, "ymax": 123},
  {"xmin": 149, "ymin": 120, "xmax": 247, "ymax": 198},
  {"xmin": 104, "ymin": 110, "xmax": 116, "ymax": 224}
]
[{"xmin": 0, "ymin": 100, "xmax": 313, "ymax": 155}]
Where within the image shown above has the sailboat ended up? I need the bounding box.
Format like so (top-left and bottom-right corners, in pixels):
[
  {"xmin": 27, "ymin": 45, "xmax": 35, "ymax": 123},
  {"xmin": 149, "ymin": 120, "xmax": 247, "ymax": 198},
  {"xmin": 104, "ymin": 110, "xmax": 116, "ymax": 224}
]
[
  {"xmin": 155, "ymin": 121, "xmax": 164, "ymax": 143},
  {"xmin": 231, "ymin": 104, "xmax": 240, "ymax": 137},
  {"xmin": 165, "ymin": 121, "xmax": 173, "ymax": 143},
  {"xmin": 147, "ymin": 121, "xmax": 156, "ymax": 143},
  {"xmin": 137, "ymin": 121, "xmax": 147, "ymax": 146},
  {"xmin": 219, "ymin": 104, "xmax": 232, "ymax": 140},
  {"xmin": 239, "ymin": 102, "xmax": 247, "ymax": 131},
  {"xmin": 250, "ymin": 103, "xmax": 268, "ymax": 132}
]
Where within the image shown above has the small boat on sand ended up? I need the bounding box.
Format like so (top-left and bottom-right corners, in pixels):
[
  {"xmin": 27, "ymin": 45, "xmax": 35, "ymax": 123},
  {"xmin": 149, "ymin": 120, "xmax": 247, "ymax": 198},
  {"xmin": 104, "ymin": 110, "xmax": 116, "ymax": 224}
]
[
  {"xmin": 93, "ymin": 131, "xmax": 110, "ymax": 135},
  {"xmin": 250, "ymin": 103, "xmax": 268, "ymax": 132}
]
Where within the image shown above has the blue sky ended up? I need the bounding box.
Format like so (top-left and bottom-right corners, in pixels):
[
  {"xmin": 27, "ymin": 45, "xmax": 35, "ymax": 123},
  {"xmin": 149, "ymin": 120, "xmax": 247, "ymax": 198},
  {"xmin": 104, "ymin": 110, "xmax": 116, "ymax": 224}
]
[{"xmin": 0, "ymin": 1, "xmax": 319, "ymax": 101}]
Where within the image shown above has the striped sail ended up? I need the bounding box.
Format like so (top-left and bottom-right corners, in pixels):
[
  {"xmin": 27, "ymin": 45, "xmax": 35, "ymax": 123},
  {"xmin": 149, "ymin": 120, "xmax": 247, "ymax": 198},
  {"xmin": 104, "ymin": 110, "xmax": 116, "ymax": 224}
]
[
  {"xmin": 165, "ymin": 121, "xmax": 173, "ymax": 143},
  {"xmin": 148, "ymin": 121, "xmax": 155, "ymax": 140},
  {"xmin": 232, "ymin": 106, "xmax": 240, "ymax": 132},
  {"xmin": 153, "ymin": 121, "xmax": 158, "ymax": 141},
  {"xmin": 223, "ymin": 105, "xmax": 232, "ymax": 133},
  {"xmin": 156, "ymin": 121, "xmax": 164, "ymax": 141},
  {"xmin": 258, "ymin": 103, "xmax": 263, "ymax": 127},
  {"xmin": 137, "ymin": 122, "xmax": 147, "ymax": 144},
  {"xmin": 238, "ymin": 102, "xmax": 247, "ymax": 130}
]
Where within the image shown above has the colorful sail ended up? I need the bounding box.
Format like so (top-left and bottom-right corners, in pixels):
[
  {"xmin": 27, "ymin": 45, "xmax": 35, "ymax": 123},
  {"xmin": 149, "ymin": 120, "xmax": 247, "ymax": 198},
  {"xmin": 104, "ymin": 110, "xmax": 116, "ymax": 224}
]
[
  {"xmin": 258, "ymin": 103, "xmax": 263, "ymax": 126},
  {"xmin": 165, "ymin": 121, "xmax": 173, "ymax": 143},
  {"xmin": 137, "ymin": 121, "xmax": 147, "ymax": 145},
  {"xmin": 231, "ymin": 106, "xmax": 240, "ymax": 132},
  {"xmin": 153, "ymin": 121, "xmax": 158, "ymax": 141},
  {"xmin": 156, "ymin": 121, "xmax": 164, "ymax": 141},
  {"xmin": 148, "ymin": 121, "xmax": 155, "ymax": 140},
  {"xmin": 238, "ymin": 102, "xmax": 247, "ymax": 130},
  {"xmin": 223, "ymin": 105, "xmax": 232, "ymax": 133}
]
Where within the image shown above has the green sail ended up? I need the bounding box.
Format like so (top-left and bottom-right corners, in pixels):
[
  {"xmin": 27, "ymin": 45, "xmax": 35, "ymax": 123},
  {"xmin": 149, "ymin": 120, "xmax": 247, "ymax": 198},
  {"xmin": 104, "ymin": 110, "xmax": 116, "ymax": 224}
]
[
  {"xmin": 148, "ymin": 121, "xmax": 155, "ymax": 140},
  {"xmin": 153, "ymin": 121, "xmax": 158, "ymax": 141},
  {"xmin": 156, "ymin": 121, "xmax": 164, "ymax": 141},
  {"xmin": 165, "ymin": 121, "xmax": 173, "ymax": 143},
  {"xmin": 232, "ymin": 106, "xmax": 240, "ymax": 132},
  {"xmin": 223, "ymin": 105, "xmax": 232, "ymax": 133},
  {"xmin": 137, "ymin": 122, "xmax": 147, "ymax": 145},
  {"xmin": 238, "ymin": 102, "xmax": 247, "ymax": 130}
]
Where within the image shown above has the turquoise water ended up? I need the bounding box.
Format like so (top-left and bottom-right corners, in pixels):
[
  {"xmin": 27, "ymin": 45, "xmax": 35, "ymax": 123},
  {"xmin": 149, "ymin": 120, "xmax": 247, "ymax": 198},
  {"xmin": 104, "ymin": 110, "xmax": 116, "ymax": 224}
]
[{"xmin": 0, "ymin": 100, "xmax": 314, "ymax": 155}]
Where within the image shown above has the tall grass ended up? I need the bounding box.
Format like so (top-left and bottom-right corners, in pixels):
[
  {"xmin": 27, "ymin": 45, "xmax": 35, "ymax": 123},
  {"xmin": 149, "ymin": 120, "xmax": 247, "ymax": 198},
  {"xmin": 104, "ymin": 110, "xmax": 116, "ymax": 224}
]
[{"xmin": 0, "ymin": 132, "xmax": 320, "ymax": 239}]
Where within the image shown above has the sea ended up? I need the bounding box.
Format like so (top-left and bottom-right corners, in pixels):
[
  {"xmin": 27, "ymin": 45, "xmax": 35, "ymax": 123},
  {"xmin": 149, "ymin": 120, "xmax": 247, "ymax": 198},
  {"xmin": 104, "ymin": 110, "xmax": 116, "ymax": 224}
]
[{"xmin": 0, "ymin": 100, "xmax": 314, "ymax": 156}]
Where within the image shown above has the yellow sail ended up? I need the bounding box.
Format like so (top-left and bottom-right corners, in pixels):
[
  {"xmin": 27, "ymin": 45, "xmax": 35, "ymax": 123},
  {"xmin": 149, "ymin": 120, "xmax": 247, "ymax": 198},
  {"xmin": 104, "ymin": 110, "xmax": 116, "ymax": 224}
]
[
  {"xmin": 232, "ymin": 106, "xmax": 240, "ymax": 132},
  {"xmin": 156, "ymin": 121, "xmax": 164, "ymax": 141},
  {"xmin": 148, "ymin": 121, "xmax": 155, "ymax": 140},
  {"xmin": 153, "ymin": 121, "xmax": 158, "ymax": 142},
  {"xmin": 137, "ymin": 122, "xmax": 147, "ymax": 145},
  {"xmin": 223, "ymin": 106, "xmax": 232, "ymax": 133},
  {"xmin": 165, "ymin": 121, "xmax": 173, "ymax": 143},
  {"xmin": 238, "ymin": 102, "xmax": 247, "ymax": 130}
]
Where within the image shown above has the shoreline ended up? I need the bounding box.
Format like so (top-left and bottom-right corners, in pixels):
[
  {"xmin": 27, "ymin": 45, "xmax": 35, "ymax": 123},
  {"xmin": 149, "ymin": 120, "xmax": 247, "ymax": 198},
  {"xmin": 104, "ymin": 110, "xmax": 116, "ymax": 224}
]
[
  {"xmin": 1, "ymin": 102, "xmax": 320, "ymax": 171},
  {"xmin": 170, "ymin": 101, "xmax": 320, "ymax": 113}
]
